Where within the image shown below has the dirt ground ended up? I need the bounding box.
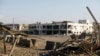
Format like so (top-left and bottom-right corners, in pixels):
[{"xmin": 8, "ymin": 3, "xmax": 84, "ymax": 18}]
[
  {"xmin": 0, "ymin": 35, "xmax": 98, "ymax": 56},
  {"xmin": 0, "ymin": 35, "xmax": 71, "ymax": 56}
]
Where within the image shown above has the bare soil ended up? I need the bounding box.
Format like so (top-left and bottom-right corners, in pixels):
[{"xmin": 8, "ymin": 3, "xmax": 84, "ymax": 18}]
[{"xmin": 0, "ymin": 35, "xmax": 71, "ymax": 56}]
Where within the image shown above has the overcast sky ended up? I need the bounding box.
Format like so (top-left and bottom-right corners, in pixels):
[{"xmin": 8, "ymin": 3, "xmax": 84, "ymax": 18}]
[{"xmin": 0, "ymin": 0, "xmax": 100, "ymax": 24}]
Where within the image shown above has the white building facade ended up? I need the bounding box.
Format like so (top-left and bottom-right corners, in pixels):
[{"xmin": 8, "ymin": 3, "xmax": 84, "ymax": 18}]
[{"xmin": 67, "ymin": 21, "xmax": 93, "ymax": 35}]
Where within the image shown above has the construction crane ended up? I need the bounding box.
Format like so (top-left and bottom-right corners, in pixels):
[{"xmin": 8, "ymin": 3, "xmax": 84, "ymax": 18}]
[{"xmin": 86, "ymin": 6, "xmax": 100, "ymax": 46}]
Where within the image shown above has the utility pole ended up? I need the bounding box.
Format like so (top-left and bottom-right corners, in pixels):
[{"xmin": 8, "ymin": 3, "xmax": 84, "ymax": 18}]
[
  {"xmin": 3, "ymin": 31, "xmax": 6, "ymax": 54},
  {"xmin": 13, "ymin": 17, "xmax": 15, "ymax": 30}
]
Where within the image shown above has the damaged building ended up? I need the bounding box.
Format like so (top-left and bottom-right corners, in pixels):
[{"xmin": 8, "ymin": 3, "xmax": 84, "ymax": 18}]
[
  {"xmin": 3, "ymin": 20, "xmax": 93, "ymax": 35},
  {"xmin": 19, "ymin": 20, "xmax": 93, "ymax": 35}
]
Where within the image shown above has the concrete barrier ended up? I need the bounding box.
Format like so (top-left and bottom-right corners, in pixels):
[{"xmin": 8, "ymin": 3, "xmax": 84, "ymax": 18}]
[
  {"xmin": 34, "ymin": 40, "xmax": 46, "ymax": 49},
  {"xmin": 55, "ymin": 42, "xmax": 61, "ymax": 49},
  {"xmin": 25, "ymin": 39, "xmax": 33, "ymax": 48},
  {"xmin": 16, "ymin": 37, "xmax": 23, "ymax": 45},
  {"xmin": 45, "ymin": 41, "xmax": 55, "ymax": 50},
  {"xmin": 18, "ymin": 38, "xmax": 34, "ymax": 48},
  {"xmin": 31, "ymin": 39, "xmax": 36, "ymax": 46},
  {"xmin": 18, "ymin": 37, "xmax": 24, "ymax": 46},
  {"xmin": 5, "ymin": 37, "xmax": 10, "ymax": 43}
]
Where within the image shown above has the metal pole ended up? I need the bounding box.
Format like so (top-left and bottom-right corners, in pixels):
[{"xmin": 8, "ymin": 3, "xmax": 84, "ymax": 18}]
[
  {"xmin": 13, "ymin": 17, "xmax": 15, "ymax": 30},
  {"xmin": 3, "ymin": 31, "xmax": 6, "ymax": 54},
  {"xmin": 86, "ymin": 6, "xmax": 98, "ymax": 25}
]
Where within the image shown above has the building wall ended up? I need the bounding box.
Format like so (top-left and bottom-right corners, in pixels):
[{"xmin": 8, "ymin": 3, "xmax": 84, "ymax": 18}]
[
  {"xmin": 3, "ymin": 20, "xmax": 93, "ymax": 36},
  {"xmin": 16, "ymin": 20, "xmax": 93, "ymax": 35},
  {"xmin": 67, "ymin": 23, "xmax": 93, "ymax": 35},
  {"xmin": 4, "ymin": 24, "xmax": 19, "ymax": 30},
  {"xmin": 20, "ymin": 22, "xmax": 67, "ymax": 35},
  {"xmin": 3, "ymin": 24, "xmax": 19, "ymax": 35}
]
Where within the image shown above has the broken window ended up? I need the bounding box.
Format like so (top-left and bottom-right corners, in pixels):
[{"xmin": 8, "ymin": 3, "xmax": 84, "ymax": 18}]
[
  {"xmin": 42, "ymin": 30, "xmax": 46, "ymax": 33},
  {"xmin": 47, "ymin": 30, "xmax": 52, "ymax": 35},
  {"xmin": 34, "ymin": 30, "xmax": 39, "ymax": 35},
  {"xmin": 47, "ymin": 25, "xmax": 52, "ymax": 29},
  {"xmin": 53, "ymin": 25, "xmax": 59, "ymax": 29},
  {"xmin": 43, "ymin": 25, "xmax": 46, "ymax": 29},
  {"xmin": 60, "ymin": 30, "xmax": 66, "ymax": 34},
  {"xmin": 29, "ymin": 31, "xmax": 33, "ymax": 35},
  {"xmin": 68, "ymin": 30, "xmax": 72, "ymax": 34},
  {"xmin": 61, "ymin": 25, "xmax": 67, "ymax": 29},
  {"xmin": 68, "ymin": 25, "xmax": 72, "ymax": 28},
  {"xmin": 53, "ymin": 30, "xmax": 59, "ymax": 35}
]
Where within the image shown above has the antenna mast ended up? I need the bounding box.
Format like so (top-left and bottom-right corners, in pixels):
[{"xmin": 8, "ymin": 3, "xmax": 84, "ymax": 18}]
[{"xmin": 13, "ymin": 17, "xmax": 15, "ymax": 30}]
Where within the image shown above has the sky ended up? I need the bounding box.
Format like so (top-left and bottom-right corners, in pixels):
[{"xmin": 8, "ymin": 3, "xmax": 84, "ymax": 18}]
[{"xmin": 0, "ymin": 0, "xmax": 100, "ymax": 24}]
